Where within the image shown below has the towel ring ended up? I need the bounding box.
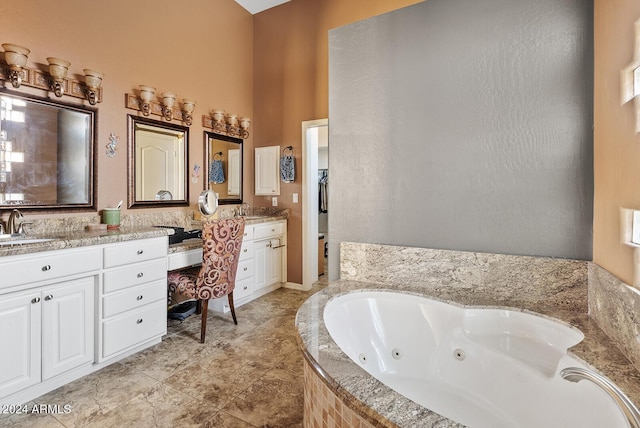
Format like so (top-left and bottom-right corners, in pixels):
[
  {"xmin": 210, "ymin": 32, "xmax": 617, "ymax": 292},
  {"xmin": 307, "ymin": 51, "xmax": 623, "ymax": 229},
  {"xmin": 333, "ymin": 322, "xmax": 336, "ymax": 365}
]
[
  {"xmin": 213, "ymin": 151, "xmax": 223, "ymax": 161},
  {"xmin": 282, "ymin": 146, "xmax": 293, "ymax": 156}
]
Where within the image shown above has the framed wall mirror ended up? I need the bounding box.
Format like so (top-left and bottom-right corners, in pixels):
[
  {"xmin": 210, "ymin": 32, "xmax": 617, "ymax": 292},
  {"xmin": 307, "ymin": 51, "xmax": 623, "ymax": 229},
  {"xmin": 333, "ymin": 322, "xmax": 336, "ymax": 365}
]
[
  {"xmin": 127, "ymin": 115, "xmax": 189, "ymax": 208},
  {"xmin": 0, "ymin": 90, "xmax": 96, "ymax": 210},
  {"xmin": 204, "ymin": 131, "xmax": 242, "ymax": 205}
]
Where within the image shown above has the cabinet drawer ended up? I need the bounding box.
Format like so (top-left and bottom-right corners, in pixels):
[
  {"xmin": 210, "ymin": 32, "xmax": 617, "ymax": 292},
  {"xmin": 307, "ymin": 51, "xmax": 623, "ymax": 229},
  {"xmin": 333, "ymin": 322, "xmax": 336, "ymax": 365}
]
[
  {"xmin": 102, "ymin": 279, "xmax": 166, "ymax": 318},
  {"xmin": 0, "ymin": 247, "xmax": 102, "ymax": 290},
  {"xmin": 167, "ymin": 249, "xmax": 202, "ymax": 271},
  {"xmin": 254, "ymin": 221, "xmax": 285, "ymax": 240},
  {"xmin": 234, "ymin": 277, "xmax": 253, "ymax": 300},
  {"xmin": 236, "ymin": 259, "xmax": 254, "ymax": 281},
  {"xmin": 242, "ymin": 225, "xmax": 254, "ymax": 241},
  {"xmin": 103, "ymin": 259, "xmax": 167, "ymax": 294},
  {"xmin": 103, "ymin": 237, "xmax": 167, "ymax": 268},
  {"xmin": 102, "ymin": 300, "xmax": 166, "ymax": 359},
  {"xmin": 239, "ymin": 241, "xmax": 254, "ymax": 261}
]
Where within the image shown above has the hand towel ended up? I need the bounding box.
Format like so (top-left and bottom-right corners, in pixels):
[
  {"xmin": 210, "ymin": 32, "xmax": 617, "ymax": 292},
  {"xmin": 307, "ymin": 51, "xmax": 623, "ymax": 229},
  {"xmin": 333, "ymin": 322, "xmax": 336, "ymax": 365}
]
[
  {"xmin": 280, "ymin": 155, "xmax": 295, "ymax": 183},
  {"xmin": 209, "ymin": 159, "xmax": 225, "ymax": 184}
]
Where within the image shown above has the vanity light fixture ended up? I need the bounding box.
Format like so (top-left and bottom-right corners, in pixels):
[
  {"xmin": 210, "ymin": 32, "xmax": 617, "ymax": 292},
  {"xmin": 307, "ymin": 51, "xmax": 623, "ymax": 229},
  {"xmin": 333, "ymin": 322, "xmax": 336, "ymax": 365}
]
[
  {"xmin": 161, "ymin": 92, "xmax": 176, "ymax": 121},
  {"xmin": 138, "ymin": 85, "xmax": 155, "ymax": 116},
  {"xmin": 47, "ymin": 57, "xmax": 70, "ymax": 97},
  {"xmin": 2, "ymin": 44, "xmax": 30, "ymax": 88},
  {"xmin": 83, "ymin": 69, "xmax": 103, "ymax": 105},
  {"xmin": 204, "ymin": 109, "xmax": 251, "ymax": 139},
  {"xmin": 181, "ymin": 99, "xmax": 196, "ymax": 126}
]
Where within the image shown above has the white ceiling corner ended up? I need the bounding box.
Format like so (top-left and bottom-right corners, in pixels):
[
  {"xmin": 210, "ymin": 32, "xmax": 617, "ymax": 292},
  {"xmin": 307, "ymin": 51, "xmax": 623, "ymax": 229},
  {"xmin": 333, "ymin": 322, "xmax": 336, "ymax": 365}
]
[{"xmin": 234, "ymin": 0, "xmax": 291, "ymax": 15}]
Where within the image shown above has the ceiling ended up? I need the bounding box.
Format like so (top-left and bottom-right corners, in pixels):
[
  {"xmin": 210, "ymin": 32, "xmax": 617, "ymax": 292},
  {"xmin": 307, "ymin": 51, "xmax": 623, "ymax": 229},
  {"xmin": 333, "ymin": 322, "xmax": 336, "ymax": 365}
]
[{"xmin": 234, "ymin": 0, "xmax": 290, "ymax": 14}]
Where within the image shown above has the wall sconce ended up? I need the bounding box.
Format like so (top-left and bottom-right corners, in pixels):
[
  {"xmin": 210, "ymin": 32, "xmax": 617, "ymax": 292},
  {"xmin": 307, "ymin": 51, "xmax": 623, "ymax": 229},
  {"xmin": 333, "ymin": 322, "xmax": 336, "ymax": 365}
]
[
  {"xmin": 46, "ymin": 57, "xmax": 70, "ymax": 97},
  {"xmin": 83, "ymin": 69, "xmax": 103, "ymax": 105},
  {"xmin": 2, "ymin": 44, "xmax": 30, "ymax": 88},
  {"xmin": 138, "ymin": 85, "xmax": 155, "ymax": 116},
  {"xmin": 239, "ymin": 117, "xmax": 251, "ymax": 139},
  {"xmin": 211, "ymin": 109, "xmax": 226, "ymax": 133},
  {"xmin": 181, "ymin": 99, "xmax": 196, "ymax": 126},
  {"xmin": 225, "ymin": 113, "xmax": 239, "ymax": 137},
  {"xmin": 161, "ymin": 92, "xmax": 176, "ymax": 121}
]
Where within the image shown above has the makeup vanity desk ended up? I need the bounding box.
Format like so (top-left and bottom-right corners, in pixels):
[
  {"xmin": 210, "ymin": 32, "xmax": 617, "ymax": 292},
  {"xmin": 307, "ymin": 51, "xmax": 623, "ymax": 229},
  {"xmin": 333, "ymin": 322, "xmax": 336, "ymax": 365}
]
[{"xmin": 168, "ymin": 216, "xmax": 288, "ymax": 313}]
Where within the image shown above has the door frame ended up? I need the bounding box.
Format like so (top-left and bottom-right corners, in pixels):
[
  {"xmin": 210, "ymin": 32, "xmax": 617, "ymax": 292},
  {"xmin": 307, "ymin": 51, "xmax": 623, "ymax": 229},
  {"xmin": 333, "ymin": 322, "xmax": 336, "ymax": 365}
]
[{"xmin": 302, "ymin": 119, "xmax": 328, "ymax": 290}]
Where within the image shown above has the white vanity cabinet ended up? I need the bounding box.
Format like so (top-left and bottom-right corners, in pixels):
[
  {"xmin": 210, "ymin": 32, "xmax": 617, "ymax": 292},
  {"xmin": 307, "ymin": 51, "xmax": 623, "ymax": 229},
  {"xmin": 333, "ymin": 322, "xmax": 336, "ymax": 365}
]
[
  {"xmin": 0, "ymin": 247, "xmax": 100, "ymax": 403},
  {"xmin": 254, "ymin": 221, "xmax": 286, "ymax": 293},
  {"xmin": 99, "ymin": 237, "xmax": 167, "ymax": 361},
  {"xmin": 255, "ymin": 146, "xmax": 281, "ymax": 195},
  {"xmin": 208, "ymin": 219, "xmax": 286, "ymax": 313}
]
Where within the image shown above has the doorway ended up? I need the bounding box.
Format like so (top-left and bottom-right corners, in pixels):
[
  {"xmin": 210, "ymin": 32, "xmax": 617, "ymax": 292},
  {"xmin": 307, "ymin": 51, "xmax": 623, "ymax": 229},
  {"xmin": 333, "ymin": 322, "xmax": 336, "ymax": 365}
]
[{"xmin": 302, "ymin": 119, "xmax": 328, "ymax": 290}]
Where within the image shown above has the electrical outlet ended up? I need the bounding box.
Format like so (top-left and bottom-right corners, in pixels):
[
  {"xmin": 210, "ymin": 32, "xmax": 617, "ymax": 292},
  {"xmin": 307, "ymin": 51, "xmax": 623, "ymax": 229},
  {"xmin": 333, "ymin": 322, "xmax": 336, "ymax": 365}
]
[
  {"xmin": 272, "ymin": 197, "xmax": 278, "ymax": 206},
  {"xmin": 293, "ymin": 193, "xmax": 299, "ymax": 203}
]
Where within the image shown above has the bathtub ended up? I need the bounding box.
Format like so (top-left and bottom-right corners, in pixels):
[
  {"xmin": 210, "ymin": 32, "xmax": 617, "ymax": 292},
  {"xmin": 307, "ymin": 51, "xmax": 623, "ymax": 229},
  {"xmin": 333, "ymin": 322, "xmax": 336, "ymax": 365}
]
[{"xmin": 323, "ymin": 291, "xmax": 629, "ymax": 428}]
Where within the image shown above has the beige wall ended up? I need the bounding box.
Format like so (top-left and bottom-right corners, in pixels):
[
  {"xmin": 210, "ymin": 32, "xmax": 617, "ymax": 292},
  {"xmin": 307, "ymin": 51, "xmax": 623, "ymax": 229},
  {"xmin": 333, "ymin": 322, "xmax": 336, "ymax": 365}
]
[
  {"xmin": 594, "ymin": 0, "xmax": 640, "ymax": 285},
  {"xmin": 0, "ymin": 0, "xmax": 254, "ymax": 218},
  {"xmin": 253, "ymin": 0, "xmax": 423, "ymax": 284}
]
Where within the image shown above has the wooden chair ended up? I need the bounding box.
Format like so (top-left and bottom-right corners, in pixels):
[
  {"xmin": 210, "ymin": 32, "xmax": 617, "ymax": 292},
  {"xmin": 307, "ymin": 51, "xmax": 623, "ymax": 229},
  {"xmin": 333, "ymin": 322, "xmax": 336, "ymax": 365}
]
[{"xmin": 167, "ymin": 217, "xmax": 245, "ymax": 343}]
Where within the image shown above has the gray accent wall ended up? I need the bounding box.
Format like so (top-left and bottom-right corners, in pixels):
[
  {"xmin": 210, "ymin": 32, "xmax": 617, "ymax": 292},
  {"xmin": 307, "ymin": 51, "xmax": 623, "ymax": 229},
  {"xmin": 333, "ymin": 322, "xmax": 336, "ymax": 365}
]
[{"xmin": 328, "ymin": 0, "xmax": 594, "ymax": 280}]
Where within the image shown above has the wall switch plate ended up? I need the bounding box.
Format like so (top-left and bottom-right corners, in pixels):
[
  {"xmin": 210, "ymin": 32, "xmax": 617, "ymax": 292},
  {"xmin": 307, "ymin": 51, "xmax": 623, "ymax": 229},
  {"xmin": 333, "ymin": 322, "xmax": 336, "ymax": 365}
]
[
  {"xmin": 272, "ymin": 197, "xmax": 278, "ymax": 206},
  {"xmin": 293, "ymin": 193, "xmax": 299, "ymax": 203}
]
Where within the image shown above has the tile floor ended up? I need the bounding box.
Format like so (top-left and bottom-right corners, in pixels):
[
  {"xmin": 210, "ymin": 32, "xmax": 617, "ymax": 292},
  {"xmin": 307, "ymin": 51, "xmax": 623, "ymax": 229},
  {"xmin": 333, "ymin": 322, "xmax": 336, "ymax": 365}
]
[{"xmin": 3, "ymin": 270, "xmax": 329, "ymax": 428}]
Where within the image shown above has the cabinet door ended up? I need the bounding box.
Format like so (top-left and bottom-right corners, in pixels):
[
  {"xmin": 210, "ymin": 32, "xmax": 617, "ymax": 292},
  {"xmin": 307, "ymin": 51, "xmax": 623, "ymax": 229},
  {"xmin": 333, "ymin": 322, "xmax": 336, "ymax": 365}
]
[
  {"xmin": 268, "ymin": 241, "xmax": 283, "ymax": 285},
  {"xmin": 42, "ymin": 277, "xmax": 95, "ymax": 380},
  {"xmin": 254, "ymin": 238, "xmax": 283, "ymax": 292},
  {"xmin": 255, "ymin": 146, "xmax": 280, "ymax": 195},
  {"xmin": 0, "ymin": 291, "xmax": 41, "ymax": 399},
  {"xmin": 254, "ymin": 239, "xmax": 268, "ymax": 291}
]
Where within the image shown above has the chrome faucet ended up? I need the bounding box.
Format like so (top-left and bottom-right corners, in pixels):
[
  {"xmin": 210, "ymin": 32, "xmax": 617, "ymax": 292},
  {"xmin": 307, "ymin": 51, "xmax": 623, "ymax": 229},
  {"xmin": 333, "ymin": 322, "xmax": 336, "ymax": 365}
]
[
  {"xmin": 7, "ymin": 209, "xmax": 25, "ymax": 234},
  {"xmin": 560, "ymin": 366, "xmax": 640, "ymax": 428},
  {"xmin": 239, "ymin": 202, "xmax": 250, "ymax": 216}
]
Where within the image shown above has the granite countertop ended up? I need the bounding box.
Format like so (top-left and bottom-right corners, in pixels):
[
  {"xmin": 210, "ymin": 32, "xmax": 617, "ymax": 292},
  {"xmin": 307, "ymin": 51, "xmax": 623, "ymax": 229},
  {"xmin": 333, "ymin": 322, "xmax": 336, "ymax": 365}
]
[
  {"xmin": 296, "ymin": 280, "xmax": 640, "ymax": 428},
  {"xmin": 0, "ymin": 227, "xmax": 169, "ymax": 258},
  {"xmin": 169, "ymin": 215, "xmax": 288, "ymax": 255}
]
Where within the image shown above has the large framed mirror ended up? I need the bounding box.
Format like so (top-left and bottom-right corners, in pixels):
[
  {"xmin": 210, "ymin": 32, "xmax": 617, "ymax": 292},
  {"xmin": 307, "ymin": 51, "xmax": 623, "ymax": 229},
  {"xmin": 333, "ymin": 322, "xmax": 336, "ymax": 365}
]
[
  {"xmin": 127, "ymin": 115, "xmax": 189, "ymax": 208},
  {"xmin": 204, "ymin": 131, "xmax": 242, "ymax": 205},
  {"xmin": 0, "ymin": 89, "xmax": 96, "ymax": 210}
]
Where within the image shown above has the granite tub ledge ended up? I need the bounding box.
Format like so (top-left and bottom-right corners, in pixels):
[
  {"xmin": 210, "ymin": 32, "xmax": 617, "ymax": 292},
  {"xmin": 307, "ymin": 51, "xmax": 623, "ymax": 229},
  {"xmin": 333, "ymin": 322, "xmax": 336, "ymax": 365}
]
[
  {"xmin": 0, "ymin": 226, "xmax": 170, "ymax": 258},
  {"xmin": 295, "ymin": 280, "xmax": 640, "ymax": 428}
]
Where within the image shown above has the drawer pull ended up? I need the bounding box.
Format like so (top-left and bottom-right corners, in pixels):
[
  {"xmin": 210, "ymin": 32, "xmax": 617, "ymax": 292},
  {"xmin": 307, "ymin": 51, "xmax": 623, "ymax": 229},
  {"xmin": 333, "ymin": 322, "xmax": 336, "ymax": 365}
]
[
  {"xmin": 41, "ymin": 265, "xmax": 51, "ymax": 272},
  {"xmin": 243, "ymin": 249, "xmax": 247, "ymax": 253},
  {"xmin": 266, "ymin": 242, "xmax": 272, "ymax": 248},
  {"xmin": 137, "ymin": 249, "xmax": 144, "ymax": 255},
  {"xmin": 136, "ymin": 318, "xmax": 143, "ymax": 324},
  {"xmin": 243, "ymin": 286, "xmax": 248, "ymax": 290},
  {"xmin": 137, "ymin": 272, "xmax": 144, "ymax": 278},
  {"xmin": 271, "ymin": 228, "xmax": 275, "ymax": 232},
  {"xmin": 31, "ymin": 297, "xmax": 41, "ymax": 304},
  {"xmin": 243, "ymin": 267, "xmax": 248, "ymax": 271},
  {"xmin": 137, "ymin": 295, "xmax": 144, "ymax": 301},
  {"xmin": 44, "ymin": 294, "xmax": 54, "ymax": 301}
]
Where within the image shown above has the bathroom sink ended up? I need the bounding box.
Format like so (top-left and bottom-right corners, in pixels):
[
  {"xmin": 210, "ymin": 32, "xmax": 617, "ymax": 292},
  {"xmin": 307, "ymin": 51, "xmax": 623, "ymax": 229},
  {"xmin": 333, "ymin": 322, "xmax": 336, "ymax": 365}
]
[{"xmin": 0, "ymin": 237, "xmax": 55, "ymax": 246}]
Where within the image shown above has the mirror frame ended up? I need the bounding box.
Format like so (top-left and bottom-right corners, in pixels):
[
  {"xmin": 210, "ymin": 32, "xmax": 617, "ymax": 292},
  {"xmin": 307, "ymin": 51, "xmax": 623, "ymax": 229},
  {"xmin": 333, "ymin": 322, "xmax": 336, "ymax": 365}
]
[
  {"xmin": 0, "ymin": 89, "xmax": 97, "ymax": 211},
  {"xmin": 127, "ymin": 114, "xmax": 189, "ymax": 208},
  {"xmin": 204, "ymin": 131, "xmax": 243, "ymax": 205}
]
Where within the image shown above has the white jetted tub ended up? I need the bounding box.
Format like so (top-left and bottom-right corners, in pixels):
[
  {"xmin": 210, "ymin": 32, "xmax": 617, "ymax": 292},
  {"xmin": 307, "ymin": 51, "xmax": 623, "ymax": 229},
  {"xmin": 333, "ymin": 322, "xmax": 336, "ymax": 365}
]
[{"xmin": 323, "ymin": 291, "xmax": 637, "ymax": 428}]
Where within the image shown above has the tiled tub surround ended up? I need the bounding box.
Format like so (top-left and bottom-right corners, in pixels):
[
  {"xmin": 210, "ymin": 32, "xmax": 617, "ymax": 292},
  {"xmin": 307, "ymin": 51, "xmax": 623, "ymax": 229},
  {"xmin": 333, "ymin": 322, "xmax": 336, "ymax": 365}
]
[{"xmin": 295, "ymin": 242, "xmax": 640, "ymax": 427}]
